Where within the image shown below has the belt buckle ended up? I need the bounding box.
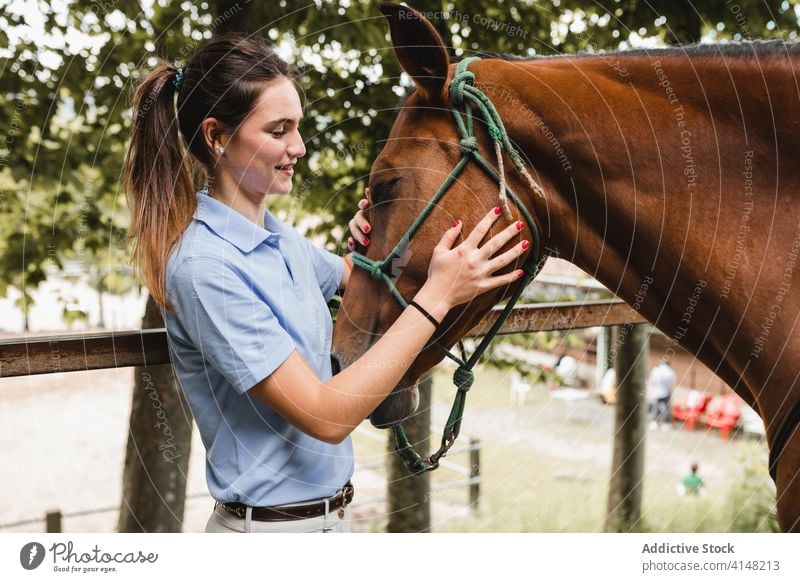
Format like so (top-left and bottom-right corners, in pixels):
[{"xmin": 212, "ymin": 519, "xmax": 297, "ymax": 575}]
[
  {"xmin": 338, "ymin": 483, "xmax": 353, "ymax": 519},
  {"xmin": 223, "ymin": 502, "xmax": 246, "ymax": 519}
]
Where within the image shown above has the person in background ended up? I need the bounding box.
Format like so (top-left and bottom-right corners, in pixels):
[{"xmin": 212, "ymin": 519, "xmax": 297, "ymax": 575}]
[
  {"xmin": 648, "ymin": 359, "xmax": 677, "ymax": 431},
  {"xmin": 678, "ymin": 462, "xmax": 705, "ymax": 496},
  {"xmin": 599, "ymin": 366, "xmax": 617, "ymax": 404},
  {"xmin": 544, "ymin": 346, "xmax": 578, "ymax": 389}
]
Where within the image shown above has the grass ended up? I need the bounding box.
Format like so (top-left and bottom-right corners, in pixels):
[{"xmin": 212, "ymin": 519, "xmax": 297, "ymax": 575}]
[{"xmin": 353, "ymin": 364, "xmax": 777, "ymax": 532}]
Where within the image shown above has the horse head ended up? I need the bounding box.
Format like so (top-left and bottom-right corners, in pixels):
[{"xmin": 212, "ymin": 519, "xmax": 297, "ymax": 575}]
[{"xmin": 332, "ymin": 4, "xmax": 539, "ymax": 428}]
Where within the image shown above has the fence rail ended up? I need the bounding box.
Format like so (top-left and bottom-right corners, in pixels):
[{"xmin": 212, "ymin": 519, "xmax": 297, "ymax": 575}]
[{"xmin": 0, "ymin": 299, "xmax": 645, "ymax": 378}]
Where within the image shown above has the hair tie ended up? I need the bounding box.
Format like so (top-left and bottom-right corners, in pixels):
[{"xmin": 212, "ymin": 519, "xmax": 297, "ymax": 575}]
[{"xmin": 173, "ymin": 67, "xmax": 184, "ymax": 91}]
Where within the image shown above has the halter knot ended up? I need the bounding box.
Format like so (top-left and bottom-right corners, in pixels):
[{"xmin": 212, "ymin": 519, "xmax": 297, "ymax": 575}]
[
  {"xmin": 366, "ymin": 263, "xmax": 384, "ymax": 280},
  {"xmin": 453, "ymin": 367, "xmax": 474, "ymax": 392},
  {"xmin": 459, "ymin": 136, "xmax": 479, "ymax": 155},
  {"xmin": 449, "ymin": 70, "xmax": 475, "ymax": 105},
  {"xmin": 352, "ymin": 253, "xmax": 385, "ymax": 280}
]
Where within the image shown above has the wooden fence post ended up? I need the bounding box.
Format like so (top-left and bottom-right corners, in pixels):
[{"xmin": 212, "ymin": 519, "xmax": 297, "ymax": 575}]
[
  {"xmin": 46, "ymin": 510, "xmax": 62, "ymax": 533},
  {"xmin": 605, "ymin": 323, "xmax": 649, "ymax": 532}
]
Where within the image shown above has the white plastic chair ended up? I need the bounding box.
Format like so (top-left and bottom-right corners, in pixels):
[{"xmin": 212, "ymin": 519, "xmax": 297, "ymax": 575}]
[{"xmin": 509, "ymin": 371, "xmax": 531, "ymax": 405}]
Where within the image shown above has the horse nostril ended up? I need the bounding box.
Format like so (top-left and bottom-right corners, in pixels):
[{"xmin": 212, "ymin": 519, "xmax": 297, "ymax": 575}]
[{"xmin": 330, "ymin": 353, "xmax": 342, "ymax": 376}]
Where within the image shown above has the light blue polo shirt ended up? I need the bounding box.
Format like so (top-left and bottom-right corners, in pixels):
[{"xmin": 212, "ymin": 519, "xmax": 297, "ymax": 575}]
[{"xmin": 163, "ymin": 191, "xmax": 353, "ymax": 506}]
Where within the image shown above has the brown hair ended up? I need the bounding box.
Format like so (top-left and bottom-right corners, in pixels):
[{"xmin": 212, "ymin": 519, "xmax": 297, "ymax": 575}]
[{"xmin": 123, "ymin": 34, "xmax": 290, "ymax": 310}]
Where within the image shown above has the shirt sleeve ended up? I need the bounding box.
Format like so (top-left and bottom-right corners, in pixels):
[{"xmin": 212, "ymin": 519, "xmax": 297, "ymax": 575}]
[
  {"xmin": 169, "ymin": 256, "xmax": 296, "ymax": 394},
  {"xmin": 303, "ymin": 239, "xmax": 345, "ymax": 302}
]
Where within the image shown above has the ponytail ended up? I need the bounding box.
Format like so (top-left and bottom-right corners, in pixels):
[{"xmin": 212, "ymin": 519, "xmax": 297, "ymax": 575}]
[{"xmin": 123, "ymin": 62, "xmax": 195, "ymax": 311}]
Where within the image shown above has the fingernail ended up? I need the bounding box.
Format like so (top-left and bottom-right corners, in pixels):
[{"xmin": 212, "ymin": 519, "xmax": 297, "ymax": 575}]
[
  {"xmin": 453, "ymin": 219, "xmax": 460, "ymax": 227},
  {"xmin": 516, "ymin": 221, "xmax": 524, "ymax": 231},
  {"xmin": 363, "ymin": 225, "xmax": 370, "ymax": 233},
  {"xmin": 494, "ymin": 206, "xmax": 501, "ymax": 215},
  {"xmin": 347, "ymin": 237, "xmax": 354, "ymax": 248},
  {"xmin": 363, "ymin": 238, "xmax": 369, "ymax": 245},
  {"xmin": 517, "ymin": 270, "xmax": 525, "ymax": 278},
  {"xmin": 522, "ymin": 240, "xmax": 530, "ymax": 250}
]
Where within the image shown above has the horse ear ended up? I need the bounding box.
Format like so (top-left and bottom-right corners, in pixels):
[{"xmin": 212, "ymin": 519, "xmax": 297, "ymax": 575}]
[{"xmin": 380, "ymin": 3, "xmax": 450, "ymax": 102}]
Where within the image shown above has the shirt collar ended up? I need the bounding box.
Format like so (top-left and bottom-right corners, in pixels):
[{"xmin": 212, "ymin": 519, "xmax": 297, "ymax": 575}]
[{"xmin": 193, "ymin": 191, "xmax": 281, "ymax": 253}]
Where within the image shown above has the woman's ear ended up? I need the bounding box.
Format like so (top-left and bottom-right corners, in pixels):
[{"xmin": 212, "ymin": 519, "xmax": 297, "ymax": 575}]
[
  {"xmin": 200, "ymin": 117, "xmax": 224, "ymax": 152},
  {"xmin": 380, "ymin": 3, "xmax": 450, "ymax": 103}
]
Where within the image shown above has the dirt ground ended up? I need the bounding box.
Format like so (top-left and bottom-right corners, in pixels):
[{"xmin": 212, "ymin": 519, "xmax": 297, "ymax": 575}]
[{"xmin": 0, "ymin": 357, "xmax": 770, "ymax": 533}]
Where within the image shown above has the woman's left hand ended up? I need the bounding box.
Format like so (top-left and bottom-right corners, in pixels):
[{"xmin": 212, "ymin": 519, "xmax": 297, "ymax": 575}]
[{"xmin": 347, "ymin": 187, "xmax": 372, "ymax": 250}]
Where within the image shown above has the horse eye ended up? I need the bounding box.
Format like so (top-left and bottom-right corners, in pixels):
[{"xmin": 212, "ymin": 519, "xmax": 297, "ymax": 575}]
[{"xmin": 369, "ymin": 177, "xmax": 400, "ymax": 203}]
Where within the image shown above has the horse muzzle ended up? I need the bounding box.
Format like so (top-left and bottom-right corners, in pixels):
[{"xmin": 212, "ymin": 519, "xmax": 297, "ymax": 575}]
[{"xmin": 368, "ymin": 380, "xmax": 419, "ymax": 429}]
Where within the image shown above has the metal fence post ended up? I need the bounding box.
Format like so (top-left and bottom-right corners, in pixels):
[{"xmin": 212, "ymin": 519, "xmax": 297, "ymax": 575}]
[{"xmin": 469, "ymin": 438, "xmax": 480, "ymax": 511}]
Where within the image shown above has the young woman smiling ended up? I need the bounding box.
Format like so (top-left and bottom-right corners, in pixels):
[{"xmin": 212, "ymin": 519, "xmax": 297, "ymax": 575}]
[{"xmin": 123, "ymin": 34, "xmax": 527, "ymax": 533}]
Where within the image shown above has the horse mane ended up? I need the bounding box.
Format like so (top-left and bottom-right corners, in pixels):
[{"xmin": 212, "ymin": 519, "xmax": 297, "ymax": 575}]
[
  {"xmin": 463, "ymin": 39, "xmax": 799, "ymax": 62},
  {"xmin": 395, "ymin": 40, "xmax": 798, "ymax": 108}
]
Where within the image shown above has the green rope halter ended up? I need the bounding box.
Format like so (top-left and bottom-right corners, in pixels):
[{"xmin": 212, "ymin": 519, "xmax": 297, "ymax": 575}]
[{"xmin": 352, "ymin": 57, "xmax": 546, "ymax": 475}]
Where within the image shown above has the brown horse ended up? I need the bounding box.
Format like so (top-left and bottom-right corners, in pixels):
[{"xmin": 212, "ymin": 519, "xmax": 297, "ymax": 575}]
[{"xmin": 331, "ymin": 4, "xmax": 800, "ymax": 530}]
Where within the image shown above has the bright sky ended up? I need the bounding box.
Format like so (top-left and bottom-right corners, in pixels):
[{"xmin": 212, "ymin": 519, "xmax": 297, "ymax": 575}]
[{"xmin": 0, "ymin": 0, "xmax": 149, "ymax": 73}]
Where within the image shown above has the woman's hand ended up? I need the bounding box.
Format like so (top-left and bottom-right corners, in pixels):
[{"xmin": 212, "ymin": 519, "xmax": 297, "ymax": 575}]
[
  {"xmin": 413, "ymin": 206, "xmax": 529, "ymax": 321},
  {"xmin": 347, "ymin": 187, "xmax": 372, "ymax": 250}
]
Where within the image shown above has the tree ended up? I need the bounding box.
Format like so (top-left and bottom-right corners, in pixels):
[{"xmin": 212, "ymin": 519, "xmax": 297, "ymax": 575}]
[
  {"xmin": 387, "ymin": 374, "xmax": 433, "ymax": 532},
  {"xmin": 1, "ymin": 0, "xmax": 793, "ymax": 532}
]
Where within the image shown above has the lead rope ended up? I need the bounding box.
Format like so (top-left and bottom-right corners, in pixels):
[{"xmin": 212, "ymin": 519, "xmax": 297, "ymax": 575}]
[{"xmin": 352, "ymin": 57, "xmax": 547, "ymax": 474}]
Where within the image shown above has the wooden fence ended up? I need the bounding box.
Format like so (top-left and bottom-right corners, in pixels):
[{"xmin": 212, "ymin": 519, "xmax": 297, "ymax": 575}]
[{"xmin": 0, "ymin": 299, "xmax": 645, "ymax": 377}]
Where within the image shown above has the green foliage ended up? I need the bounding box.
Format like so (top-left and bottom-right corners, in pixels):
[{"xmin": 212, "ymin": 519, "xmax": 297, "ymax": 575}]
[{"xmin": 0, "ymin": 0, "xmax": 795, "ymax": 312}]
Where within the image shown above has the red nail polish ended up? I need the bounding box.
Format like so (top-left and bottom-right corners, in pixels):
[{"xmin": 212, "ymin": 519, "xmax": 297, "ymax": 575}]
[
  {"xmin": 517, "ymin": 270, "xmax": 525, "ymax": 278},
  {"xmin": 522, "ymin": 240, "xmax": 530, "ymax": 250},
  {"xmin": 516, "ymin": 221, "xmax": 524, "ymax": 231},
  {"xmin": 494, "ymin": 206, "xmax": 502, "ymax": 215},
  {"xmin": 453, "ymin": 219, "xmax": 460, "ymax": 227},
  {"xmin": 363, "ymin": 225, "xmax": 370, "ymax": 233},
  {"xmin": 363, "ymin": 238, "xmax": 369, "ymax": 245}
]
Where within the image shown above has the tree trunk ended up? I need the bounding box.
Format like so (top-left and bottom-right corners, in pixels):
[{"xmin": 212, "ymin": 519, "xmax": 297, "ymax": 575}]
[
  {"xmin": 386, "ymin": 373, "xmax": 433, "ymax": 532},
  {"xmin": 90, "ymin": 265, "xmax": 106, "ymax": 329},
  {"xmin": 117, "ymin": 294, "xmax": 193, "ymax": 532},
  {"xmin": 98, "ymin": 290, "xmax": 105, "ymax": 328},
  {"xmin": 605, "ymin": 324, "xmax": 649, "ymax": 532},
  {"xmin": 20, "ymin": 295, "xmax": 29, "ymax": 332}
]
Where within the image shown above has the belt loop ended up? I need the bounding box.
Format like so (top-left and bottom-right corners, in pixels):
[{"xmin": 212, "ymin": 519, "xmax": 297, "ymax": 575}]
[
  {"xmin": 323, "ymin": 497, "xmax": 331, "ymax": 532},
  {"xmin": 245, "ymin": 505, "xmax": 253, "ymax": 532}
]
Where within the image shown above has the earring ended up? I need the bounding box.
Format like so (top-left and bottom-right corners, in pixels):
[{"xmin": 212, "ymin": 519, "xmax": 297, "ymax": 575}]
[{"xmin": 216, "ymin": 145, "xmax": 224, "ymax": 155}]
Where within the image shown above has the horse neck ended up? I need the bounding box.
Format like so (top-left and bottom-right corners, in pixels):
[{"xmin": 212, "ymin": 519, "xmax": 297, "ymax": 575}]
[{"xmin": 479, "ymin": 53, "xmax": 800, "ymax": 421}]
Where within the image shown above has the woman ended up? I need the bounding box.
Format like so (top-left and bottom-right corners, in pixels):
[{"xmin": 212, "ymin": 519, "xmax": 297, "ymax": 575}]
[{"xmin": 123, "ymin": 34, "xmax": 528, "ymax": 533}]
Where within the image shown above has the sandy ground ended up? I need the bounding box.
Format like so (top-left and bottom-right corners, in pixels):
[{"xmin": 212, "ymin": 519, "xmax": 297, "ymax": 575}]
[
  {"xmin": 0, "ymin": 360, "xmax": 769, "ymax": 533},
  {"xmin": 0, "ymin": 367, "xmax": 399, "ymax": 533}
]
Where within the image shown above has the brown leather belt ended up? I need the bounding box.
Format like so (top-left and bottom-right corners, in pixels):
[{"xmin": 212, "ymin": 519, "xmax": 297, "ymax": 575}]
[{"xmin": 220, "ymin": 482, "xmax": 354, "ymax": 522}]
